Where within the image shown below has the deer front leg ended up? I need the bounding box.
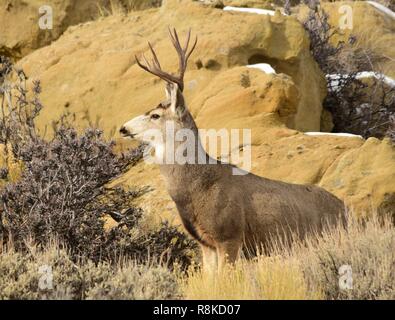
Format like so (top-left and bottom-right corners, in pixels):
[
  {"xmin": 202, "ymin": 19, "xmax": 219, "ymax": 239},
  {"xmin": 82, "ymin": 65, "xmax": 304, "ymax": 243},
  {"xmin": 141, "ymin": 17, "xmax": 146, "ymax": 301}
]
[
  {"xmin": 201, "ymin": 245, "xmax": 217, "ymax": 277},
  {"xmin": 217, "ymin": 240, "xmax": 241, "ymax": 272}
]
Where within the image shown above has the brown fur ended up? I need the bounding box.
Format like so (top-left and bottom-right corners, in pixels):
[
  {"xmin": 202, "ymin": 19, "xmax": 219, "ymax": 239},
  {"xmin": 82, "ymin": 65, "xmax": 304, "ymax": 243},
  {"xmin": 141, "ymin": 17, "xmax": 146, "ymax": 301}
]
[
  {"xmin": 121, "ymin": 86, "xmax": 345, "ymax": 273},
  {"xmin": 121, "ymin": 30, "xmax": 345, "ymax": 273}
]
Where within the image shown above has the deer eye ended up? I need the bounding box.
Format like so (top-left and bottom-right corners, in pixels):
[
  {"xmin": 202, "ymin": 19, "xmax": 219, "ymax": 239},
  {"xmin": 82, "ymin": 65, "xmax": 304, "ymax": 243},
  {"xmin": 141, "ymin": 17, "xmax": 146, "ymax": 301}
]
[{"xmin": 150, "ymin": 114, "xmax": 160, "ymax": 120}]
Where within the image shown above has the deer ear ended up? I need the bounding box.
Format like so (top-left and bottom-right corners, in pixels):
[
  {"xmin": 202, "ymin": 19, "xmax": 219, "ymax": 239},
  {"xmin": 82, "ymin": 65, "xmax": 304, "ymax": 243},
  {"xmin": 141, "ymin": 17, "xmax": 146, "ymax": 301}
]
[{"xmin": 167, "ymin": 83, "xmax": 185, "ymax": 118}]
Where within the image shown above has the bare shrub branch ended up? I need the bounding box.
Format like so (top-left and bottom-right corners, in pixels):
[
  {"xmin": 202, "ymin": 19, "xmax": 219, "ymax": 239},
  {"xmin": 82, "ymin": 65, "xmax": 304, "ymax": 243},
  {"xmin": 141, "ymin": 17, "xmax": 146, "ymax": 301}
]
[
  {"xmin": 302, "ymin": 3, "xmax": 395, "ymax": 140},
  {"xmin": 0, "ymin": 56, "xmax": 197, "ymax": 267}
]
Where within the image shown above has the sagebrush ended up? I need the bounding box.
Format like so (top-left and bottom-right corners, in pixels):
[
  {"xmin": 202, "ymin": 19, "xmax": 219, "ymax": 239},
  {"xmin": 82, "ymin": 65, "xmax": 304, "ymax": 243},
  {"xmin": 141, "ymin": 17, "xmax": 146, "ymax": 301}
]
[
  {"xmin": 0, "ymin": 241, "xmax": 180, "ymax": 300},
  {"xmin": 0, "ymin": 56, "xmax": 197, "ymax": 267},
  {"xmin": 182, "ymin": 213, "xmax": 395, "ymax": 300},
  {"xmin": 302, "ymin": 3, "xmax": 395, "ymax": 140}
]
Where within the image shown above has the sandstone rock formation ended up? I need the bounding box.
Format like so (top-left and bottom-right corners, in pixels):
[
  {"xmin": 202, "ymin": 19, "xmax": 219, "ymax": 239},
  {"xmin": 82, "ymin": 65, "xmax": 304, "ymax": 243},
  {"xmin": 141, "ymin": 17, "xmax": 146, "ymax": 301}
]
[
  {"xmin": 0, "ymin": 0, "xmax": 106, "ymax": 60},
  {"xmin": 19, "ymin": 0, "xmax": 325, "ymax": 133},
  {"xmin": 320, "ymin": 137, "xmax": 395, "ymax": 215},
  {"xmin": 0, "ymin": 0, "xmax": 162, "ymax": 61},
  {"xmin": 298, "ymin": 1, "xmax": 395, "ymax": 78},
  {"xmin": 10, "ymin": 0, "xmax": 395, "ymax": 221}
]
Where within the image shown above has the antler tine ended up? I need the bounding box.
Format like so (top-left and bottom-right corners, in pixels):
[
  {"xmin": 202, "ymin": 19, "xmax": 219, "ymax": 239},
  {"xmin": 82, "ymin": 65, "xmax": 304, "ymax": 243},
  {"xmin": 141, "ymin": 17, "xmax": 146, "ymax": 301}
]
[
  {"xmin": 183, "ymin": 29, "xmax": 191, "ymax": 53},
  {"xmin": 168, "ymin": 27, "xmax": 182, "ymax": 55},
  {"xmin": 148, "ymin": 41, "xmax": 161, "ymax": 69},
  {"xmin": 142, "ymin": 54, "xmax": 150, "ymax": 68},
  {"xmin": 169, "ymin": 28, "xmax": 186, "ymax": 79},
  {"xmin": 167, "ymin": 27, "xmax": 198, "ymax": 90},
  {"xmin": 135, "ymin": 54, "xmax": 150, "ymax": 73},
  {"xmin": 186, "ymin": 34, "xmax": 198, "ymax": 61},
  {"xmin": 135, "ymin": 29, "xmax": 197, "ymax": 91},
  {"xmin": 135, "ymin": 38, "xmax": 182, "ymax": 86}
]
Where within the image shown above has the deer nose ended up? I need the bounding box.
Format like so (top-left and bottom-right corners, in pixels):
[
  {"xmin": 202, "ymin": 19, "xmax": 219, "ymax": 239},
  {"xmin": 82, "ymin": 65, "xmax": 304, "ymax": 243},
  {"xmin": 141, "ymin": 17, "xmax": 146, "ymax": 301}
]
[{"xmin": 119, "ymin": 126, "xmax": 128, "ymax": 135}]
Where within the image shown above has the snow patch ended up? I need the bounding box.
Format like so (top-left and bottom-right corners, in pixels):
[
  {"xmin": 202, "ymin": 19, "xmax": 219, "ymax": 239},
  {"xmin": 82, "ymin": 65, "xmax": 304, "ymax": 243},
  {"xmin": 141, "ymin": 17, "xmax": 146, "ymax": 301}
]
[
  {"xmin": 367, "ymin": 1, "xmax": 395, "ymax": 20},
  {"xmin": 305, "ymin": 132, "xmax": 364, "ymax": 139},
  {"xmin": 326, "ymin": 72, "xmax": 395, "ymax": 92},
  {"xmin": 247, "ymin": 63, "xmax": 276, "ymax": 74},
  {"xmin": 326, "ymin": 74, "xmax": 344, "ymax": 92},
  {"xmin": 223, "ymin": 6, "xmax": 277, "ymax": 16},
  {"xmin": 355, "ymin": 71, "xmax": 395, "ymax": 87}
]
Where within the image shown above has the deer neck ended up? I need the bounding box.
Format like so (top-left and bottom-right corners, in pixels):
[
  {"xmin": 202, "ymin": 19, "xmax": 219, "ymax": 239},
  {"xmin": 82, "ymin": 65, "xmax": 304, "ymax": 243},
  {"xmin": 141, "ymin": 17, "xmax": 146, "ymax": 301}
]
[{"xmin": 157, "ymin": 116, "xmax": 221, "ymax": 197}]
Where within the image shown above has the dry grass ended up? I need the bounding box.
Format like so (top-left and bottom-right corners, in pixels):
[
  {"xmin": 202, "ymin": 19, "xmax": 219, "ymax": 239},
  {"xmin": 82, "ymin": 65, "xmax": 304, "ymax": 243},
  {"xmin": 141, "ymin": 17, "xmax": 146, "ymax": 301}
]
[
  {"xmin": 181, "ymin": 212, "xmax": 395, "ymax": 300},
  {"xmin": 1, "ymin": 210, "xmax": 394, "ymax": 300},
  {"xmin": 0, "ymin": 240, "xmax": 181, "ymax": 300},
  {"xmin": 299, "ymin": 213, "xmax": 395, "ymax": 299},
  {"xmin": 182, "ymin": 256, "xmax": 323, "ymax": 300}
]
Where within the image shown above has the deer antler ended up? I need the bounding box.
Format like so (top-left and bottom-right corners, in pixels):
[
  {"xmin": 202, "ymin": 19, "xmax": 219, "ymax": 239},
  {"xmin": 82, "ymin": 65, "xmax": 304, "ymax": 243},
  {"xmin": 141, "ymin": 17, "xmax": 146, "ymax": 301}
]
[{"xmin": 135, "ymin": 28, "xmax": 197, "ymax": 92}]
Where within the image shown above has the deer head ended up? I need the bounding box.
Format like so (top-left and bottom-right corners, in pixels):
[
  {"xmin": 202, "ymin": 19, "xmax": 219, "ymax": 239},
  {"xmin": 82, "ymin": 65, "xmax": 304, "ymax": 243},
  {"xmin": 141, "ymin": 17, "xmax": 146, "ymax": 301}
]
[{"xmin": 120, "ymin": 28, "xmax": 198, "ymax": 159}]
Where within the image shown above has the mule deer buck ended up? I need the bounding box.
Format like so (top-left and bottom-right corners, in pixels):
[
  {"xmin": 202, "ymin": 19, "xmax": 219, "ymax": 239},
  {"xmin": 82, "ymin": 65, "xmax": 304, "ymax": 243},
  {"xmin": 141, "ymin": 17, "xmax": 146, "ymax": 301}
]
[{"xmin": 120, "ymin": 28, "xmax": 345, "ymax": 274}]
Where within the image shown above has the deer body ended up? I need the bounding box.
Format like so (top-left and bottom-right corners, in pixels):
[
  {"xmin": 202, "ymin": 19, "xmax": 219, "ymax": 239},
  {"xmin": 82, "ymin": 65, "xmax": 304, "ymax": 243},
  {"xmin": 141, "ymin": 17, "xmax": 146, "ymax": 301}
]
[
  {"xmin": 121, "ymin": 29, "xmax": 345, "ymax": 273},
  {"xmin": 158, "ymin": 126, "xmax": 344, "ymax": 273}
]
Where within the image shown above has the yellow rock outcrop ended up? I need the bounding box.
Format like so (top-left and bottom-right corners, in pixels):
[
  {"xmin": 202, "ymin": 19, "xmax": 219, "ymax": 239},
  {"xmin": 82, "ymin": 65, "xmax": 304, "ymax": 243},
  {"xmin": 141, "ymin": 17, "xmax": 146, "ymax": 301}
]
[
  {"xmin": 0, "ymin": 0, "xmax": 109, "ymax": 60},
  {"xmin": 5, "ymin": 0, "xmax": 394, "ymax": 221},
  {"xmin": 320, "ymin": 138, "xmax": 395, "ymax": 215},
  {"xmin": 19, "ymin": 0, "xmax": 326, "ymax": 134},
  {"xmin": 298, "ymin": 1, "xmax": 395, "ymax": 77}
]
